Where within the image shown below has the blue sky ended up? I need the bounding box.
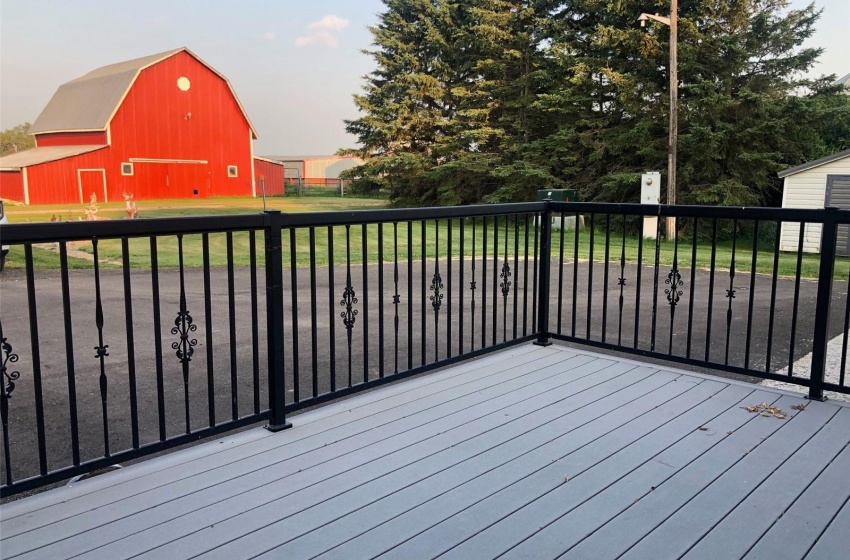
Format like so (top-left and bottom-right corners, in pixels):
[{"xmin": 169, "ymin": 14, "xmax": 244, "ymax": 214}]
[{"xmin": 1, "ymin": 0, "xmax": 846, "ymax": 156}]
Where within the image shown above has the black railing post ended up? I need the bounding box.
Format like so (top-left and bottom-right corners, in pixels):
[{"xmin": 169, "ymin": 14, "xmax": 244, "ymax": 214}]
[
  {"xmin": 535, "ymin": 198, "xmax": 553, "ymax": 346},
  {"xmin": 264, "ymin": 210, "xmax": 292, "ymax": 431},
  {"xmin": 809, "ymin": 207, "xmax": 838, "ymax": 401}
]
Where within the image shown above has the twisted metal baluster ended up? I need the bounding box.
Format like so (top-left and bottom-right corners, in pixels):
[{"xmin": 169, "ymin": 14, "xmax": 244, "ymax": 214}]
[
  {"xmin": 340, "ymin": 225, "xmax": 358, "ymax": 386},
  {"xmin": 430, "ymin": 220, "xmax": 443, "ymax": 361},
  {"xmin": 92, "ymin": 239, "xmax": 110, "ymax": 456},
  {"xmin": 171, "ymin": 235, "xmax": 197, "ymax": 434},
  {"xmin": 1, "ymin": 320, "xmax": 20, "ymax": 485}
]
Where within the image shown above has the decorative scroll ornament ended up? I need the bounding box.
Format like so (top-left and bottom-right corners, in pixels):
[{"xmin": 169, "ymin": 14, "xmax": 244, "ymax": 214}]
[
  {"xmin": 1, "ymin": 336, "xmax": 20, "ymax": 398},
  {"xmin": 664, "ymin": 268, "xmax": 683, "ymax": 306},
  {"xmin": 171, "ymin": 310, "xmax": 198, "ymax": 363},
  {"xmin": 430, "ymin": 271, "xmax": 444, "ymax": 313},
  {"xmin": 500, "ymin": 261, "xmax": 512, "ymax": 297},
  {"xmin": 94, "ymin": 343, "xmax": 110, "ymax": 359},
  {"xmin": 726, "ymin": 288, "xmax": 736, "ymax": 299},
  {"xmin": 340, "ymin": 285, "xmax": 359, "ymax": 330}
]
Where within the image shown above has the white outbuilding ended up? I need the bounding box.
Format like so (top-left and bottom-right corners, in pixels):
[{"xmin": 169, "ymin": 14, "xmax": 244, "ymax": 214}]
[{"xmin": 779, "ymin": 148, "xmax": 850, "ymax": 255}]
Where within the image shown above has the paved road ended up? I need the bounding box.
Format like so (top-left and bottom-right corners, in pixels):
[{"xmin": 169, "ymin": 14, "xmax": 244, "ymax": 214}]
[{"xmin": 1, "ymin": 257, "xmax": 847, "ymax": 487}]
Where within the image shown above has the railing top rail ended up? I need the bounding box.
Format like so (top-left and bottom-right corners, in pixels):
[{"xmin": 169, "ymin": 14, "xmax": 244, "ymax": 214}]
[
  {"xmin": 549, "ymin": 201, "xmax": 849, "ymax": 222},
  {"xmin": 0, "ymin": 213, "xmax": 266, "ymax": 244},
  {"xmin": 0, "ymin": 202, "xmax": 545, "ymax": 244},
  {"xmin": 279, "ymin": 202, "xmax": 545, "ymax": 228}
]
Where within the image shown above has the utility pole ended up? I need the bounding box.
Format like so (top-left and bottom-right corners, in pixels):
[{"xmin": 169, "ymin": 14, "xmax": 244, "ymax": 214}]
[{"xmin": 639, "ymin": 0, "xmax": 678, "ymax": 240}]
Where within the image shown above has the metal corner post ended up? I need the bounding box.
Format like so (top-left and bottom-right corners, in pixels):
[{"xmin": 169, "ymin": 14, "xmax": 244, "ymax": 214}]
[
  {"xmin": 264, "ymin": 210, "xmax": 293, "ymax": 430},
  {"xmin": 809, "ymin": 206, "xmax": 838, "ymax": 401},
  {"xmin": 534, "ymin": 199, "xmax": 553, "ymax": 346}
]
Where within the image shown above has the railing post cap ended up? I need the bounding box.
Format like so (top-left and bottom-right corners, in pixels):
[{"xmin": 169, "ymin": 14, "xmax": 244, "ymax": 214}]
[{"xmin": 264, "ymin": 209, "xmax": 282, "ymax": 214}]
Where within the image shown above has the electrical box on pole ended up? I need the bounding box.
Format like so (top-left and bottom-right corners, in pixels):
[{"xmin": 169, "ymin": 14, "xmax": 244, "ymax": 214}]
[{"xmin": 641, "ymin": 172, "xmax": 661, "ymax": 239}]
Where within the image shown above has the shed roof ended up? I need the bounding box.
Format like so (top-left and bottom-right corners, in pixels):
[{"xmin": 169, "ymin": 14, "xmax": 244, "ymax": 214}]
[
  {"xmin": 777, "ymin": 148, "xmax": 850, "ymax": 178},
  {"xmin": 29, "ymin": 47, "xmax": 257, "ymax": 139},
  {"xmin": 262, "ymin": 155, "xmax": 357, "ymax": 162},
  {"xmin": 0, "ymin": 145, "xmax": 107, "ymax": 170}
]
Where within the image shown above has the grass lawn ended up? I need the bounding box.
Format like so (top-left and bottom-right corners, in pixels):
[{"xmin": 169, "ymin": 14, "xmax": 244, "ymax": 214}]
[{"xmin": 3, "ymin": 199, "xmax": 847, "ymax": 280}]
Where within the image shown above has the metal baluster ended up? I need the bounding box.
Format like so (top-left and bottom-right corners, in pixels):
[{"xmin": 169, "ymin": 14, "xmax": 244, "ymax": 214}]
[
  {"xmin": 460, "ymin": 218, "xmax": 466, "ymax": 352},
  {"xmin": 328, "ymin": 226, "xmax": 336, "ymax": 391},
  {"xmin": 288, "ymin": 229, "xmax": 300, "ymax": 401},
  {"xmin": 227, "ymin": 232, "xmax": 238, "ymax": 419},
  {"xmin": 501, "ymin": 216, "xmax": 511, "ymax": 342},
  {"xmin": 745, "ymin": 221, "xmax": 760, "ymax": 369},
  {"xmin": 341, "ymin": 225, "xmax": 358, "ymax": 386},
  {"xmin": 634, "ymin": 228, "xmax": 644, "ymax": 348},
  {"xmin": 724, "ymin": 220, "xmax": 738, "ymax": 365},
  {"xmin": 839, "ymin": 268, "xmax": 850, "ymax": 387},
  {"xmin": 572, "ymin": 213, "xmax": 580, "ymax": 338},
  {"xmin": 686, "ymin": 219, "xmax": 698, "ymax": 359},
  {"xmin": 310, "ymin": 227, "xmax": 319, "ymax": 397},
  {"xmin": 171, "ymin": 235, "xmax": 197, "ymax": 434},
  {"xmin": 513, "ymin": 216, "xmax": 519, "ymax": 340},
  {"xmin": 59, "ymin": 242, "xmax": 80, "ymax": 464},
  {"xmin": 431, "ymin": 220, "xmax": 443, "ymax": 361},
  {"xmin": 122, "ymin": 239, "xmax": 140, "ymax": 444},
  {"xmin": 557, "ymin": 212, "xmax": 565, "ymax": 334},
  {"xmin": 587, "ymin": 214, "xmax": 595, "ymax": 339},
  {"xmin": 617, "ymin": 215, "xmax": 627, "ymax": 346},
  {"xmin": 150, "ymin": 238, "xmax": 165, "ymax": 441},
  {"xmin": 523, "ymin": 215, "xmax": 530, "ymax": 336},
  {"xmin": 532, "ymin": 215, "xmax": 538, "ymax": 336},
  {"xmin": 362, "ymin": 224, "xmax": 369, "ymax": 382},
  {"xmin": 492, "ymin": 216, "xmax": 498, "ymax": 346},
  {"xmin": 393, "ymin": 222, "xmax": 400, "ymax": 374},
  {"xmin": 447, "ymin": 219, "xmax": 453, "ymax": 357},
  {"xmin": 788, "ymin": 222, "xmax": 806, "ymax": 377},
  {"xmin": 202, "ymin": 234, "xmax": 215, "ymax": 426},
  {"xmin": 471, "ymin": 221, "xmax": 477, "ymax": 352},
  {"xmin": 1, "ymin": 319, "xmax": 21, "ymax": 484},
  {"xmin": 408, "ymin": 221, "xmax": 413, "ymax": 370},
  {"xmin": 92, "ymin": 239, "xmax": 110, "ymax": 455},
  {"xmin": 378, "ymin": 223, "xmax": 385, "ymax": 377},
  {"xmin": 421, "ymin": 221, "xmax": 427, "ymax": 365},
  {"xmin": 602, "ymin": 214, "xmax": 611, "ymax": 342},
  {"xmin": 765, "ymin": 221, "xmax": 781, "ymax": 372},
  {"xmin": 666, "ymin": 223, "xmax": 682, "ymax": 355},
  {"xmin": 650, "ymin": 217, "xmax": 662, "ymax": 352},
  {"xmin": 704, "ymin": 220, "xmax": 719, "ymax": 362},
  {"xmin": 249, "ymin": 232, "xmax": 260, "ymax": 413},
  {"xmin": 482, "ymin": 216, "xmax": 488, "ymax": 349}
]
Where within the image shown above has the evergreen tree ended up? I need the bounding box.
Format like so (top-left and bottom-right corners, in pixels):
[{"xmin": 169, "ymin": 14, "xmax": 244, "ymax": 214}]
[{"xmin": 343, "ymin": 0, "xmax": 849, "ymax": 207}]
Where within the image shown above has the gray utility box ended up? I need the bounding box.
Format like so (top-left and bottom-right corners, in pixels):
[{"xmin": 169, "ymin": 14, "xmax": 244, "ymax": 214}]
[{"xmin": 536, "ymin": 189, "xmax": 581, "ymax": 231}]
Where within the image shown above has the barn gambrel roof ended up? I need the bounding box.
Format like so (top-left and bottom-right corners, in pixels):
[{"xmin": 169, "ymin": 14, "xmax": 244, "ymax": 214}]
[{"xmin": 29, "ymin": 47, "xmax": 258, "ymax": 138}]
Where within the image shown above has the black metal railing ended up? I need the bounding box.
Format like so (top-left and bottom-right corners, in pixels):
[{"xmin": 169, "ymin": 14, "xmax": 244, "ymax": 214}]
[
  {"xmin": 1, "ymin": 200, "xmax": 847, "ymax": 496},
  {"xmin": 0, "ymin": 204, "xmax": 542, "ymax": 496}
]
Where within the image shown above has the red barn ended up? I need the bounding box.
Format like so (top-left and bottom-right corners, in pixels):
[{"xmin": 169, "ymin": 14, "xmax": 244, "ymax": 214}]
[{"xmin": 0, "ymin": 47, "xmax": 284, "ymax": 204}]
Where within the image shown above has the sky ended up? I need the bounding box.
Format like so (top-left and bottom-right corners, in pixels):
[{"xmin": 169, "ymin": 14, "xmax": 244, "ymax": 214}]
[{"xmin": 0, "ymin": 0, "xmax": 847, "ymax": 157}]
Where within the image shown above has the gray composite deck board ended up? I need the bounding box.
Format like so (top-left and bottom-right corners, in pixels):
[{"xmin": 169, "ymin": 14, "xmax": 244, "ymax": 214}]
[{"xmin": 1, "ymin": 344, "xmax": 848, "ymax": 560}]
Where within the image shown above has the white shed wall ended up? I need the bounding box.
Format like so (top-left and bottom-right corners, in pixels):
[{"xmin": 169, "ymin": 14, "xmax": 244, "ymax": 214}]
[
  {"xmin": 779, "ymin": 155, "xmax": 850, "ymax": 252},
  {"xmin": 304, "ymin": 157, "xmax": 363, "ymax": 179}
]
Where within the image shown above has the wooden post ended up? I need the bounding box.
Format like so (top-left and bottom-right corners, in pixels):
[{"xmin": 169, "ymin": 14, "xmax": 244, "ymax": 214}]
[{"xmin": 666, "ymin": 0, "xmax": 678, "ymax": 240}]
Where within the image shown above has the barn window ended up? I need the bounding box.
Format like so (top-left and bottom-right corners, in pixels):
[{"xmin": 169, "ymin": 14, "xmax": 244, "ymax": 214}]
[
  {"xmin": 121, "ymin": 162, "xmax": 134, "ymax": 176},
  {"xmin": 227, "ymin": 165, "xmax": 238, "ymax": 178}
]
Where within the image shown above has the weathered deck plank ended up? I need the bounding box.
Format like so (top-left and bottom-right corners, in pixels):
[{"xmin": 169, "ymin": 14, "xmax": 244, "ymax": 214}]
[{"xmin": 1, "ymin": 344, "xmax": 848, "ymax": 560}]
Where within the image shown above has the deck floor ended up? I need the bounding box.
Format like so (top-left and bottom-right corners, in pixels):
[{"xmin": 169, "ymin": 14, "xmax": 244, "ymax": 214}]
[{"xmin": 2, "ymin": 344, "xmax": 850, "ymax": 560}]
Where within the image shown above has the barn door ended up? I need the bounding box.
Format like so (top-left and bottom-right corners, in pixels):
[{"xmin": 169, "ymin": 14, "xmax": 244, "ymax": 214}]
[
  {"xmin": 825, "ymin": 175, "xmax": 850, "ymax": 257},
  {"xmin": 78, "ymin": 169, "xmax": 107, "ymax": 204}
]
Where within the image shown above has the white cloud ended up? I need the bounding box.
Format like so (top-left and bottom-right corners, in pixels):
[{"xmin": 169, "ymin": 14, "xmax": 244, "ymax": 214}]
[
  {"xmin": 295, "ymin": 15, "xmax": 349, "ymax": 48},
  {"xmin": 261, "ymin": 31, "xmax": 276, "ymax": 41},
  {"xmin": 308, "ymin": 15, "xmax": 349, "ymax": 31}
]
